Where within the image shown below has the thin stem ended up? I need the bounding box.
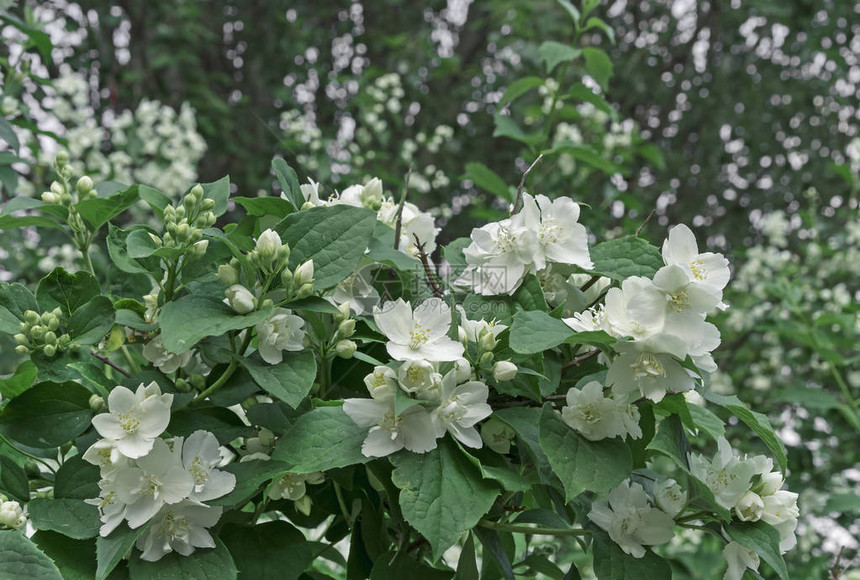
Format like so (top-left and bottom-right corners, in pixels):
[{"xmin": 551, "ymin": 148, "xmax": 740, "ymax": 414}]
[
  {"xmin": 120, "ymin": 345, "xmax": 139, "ymax": 374},
  {"xmin": 192, "ymin": 332, "xmax": 253, "ymax": 404},
  {"xmin": 635, "ymin": 209, "xmax": 655, "ymax": 236},
  {"xmin": 333, "ymin": 481, "xmax": 352, "ymax": 529},
  {"xmin": 511, "ymin": 154, "xmax": 544, "ymax": 215},
  {"xmin": 830, "ymin": 361, "xmax": 858, "ymax": 412},
  {"xmin": 478, "ymin": 519, "xmax": 590, "ymax": 536},
  {"xmin": 91, "ymin": 350, "xmax": 130, "ymax": 379},
  {"xmin": 413, "ymin": 234, "xmax": 443, "ymax": 298},
  {"xmin": 393, "ymin": 163, "xmax": 413, "ymax": 252},
  {"xmin": 562, "ymin": 349, "xmax": 600, "ymax": 371},
  {"xmin": 0, "ymin": 433, "xmax": 56, "ymax": 475}
]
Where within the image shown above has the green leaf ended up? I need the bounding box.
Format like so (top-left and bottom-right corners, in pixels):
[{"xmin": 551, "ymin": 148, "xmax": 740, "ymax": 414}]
[
  {"xmin": 75, "ymin": 186, "xmax": 140, "ymax": 230},
  {"xmin": 221, "ymin": 521, "xmax": 319, "ymax": 580},
  {"xmin": 128, "ymin": 537, "xmax": 237, "ymax": 580},
  {"xmin": 0, "ymin": 117, "xmax": 20, "ymax": 152},
  {"xmin": 271, "ymin": 406, "xmax": 371, "ymax": 473},
  {"xmin": 107, "ymin": 225, "xmax": 155, "ymax": 275},
  {"xmin": 726, "ymin": 522, "xmax": 789, "ymax": 580},
  {"xmin": 0, "ymin": 381, "xmax": 94, "ymax": 448},
  {"xmin": 67, "ymin": 296, "xmax": 115, "ymax": 345},
  {"xmin": 821, "ymin": 492, "xmax": 860, "ymax": 514},
  {"xmin": 391, "ymin": 438, "xmax": 499, "ymax": 559},
  {"xmin": 705, "ymin": 393, "xmax": 787, "ymax": 474},
  {"xmin": 582, "ymin": 17, "xmax": 616, "ymax": 44},
  {"xmin": 370, "ymin": 551, "xmax": 454, "ymax": 580},
  {"xmin": 508, "ymin": 310, "xmax": 574, "ymax": 354},
  {"xmin": 493, "ymin": 115, "xmax": 540, "ymax": 146},
  {"xmin": 494, "ymin": 407, "xmax": 554, "ymax": 484},
  {"xmin": 582, "ymin": 47, "xmax": 614, "ymax": 90},
  {"xmin": 393, "ymin": 386, "xmax": 424, "ymax": 417},
  {"xmin": 138, "ymin": 185, "xmax": 170, "ymax": 215},
  {"xmin": 54, "ymin": 455, "xmax": 100, "ymax": 500},
  {"xmin": 0, "ymin": 213, "xmax": 64, "ymax": 230},
  {"xmin": 0, "ymin": 282, "xmax": 37, "ymax": 334},
  {"xmin": 159, "ymin": 295, "xmax": 274, "ymax": 354},
  {"xmin": 200, "ymin": 176, "xmax": 231, "ymax": 218},
  {"xmin": 243, "ymin": 350, "xmax": 317, "ymax": 408},
  {"xmin": 538, "ymin": 405, "xmax": 631, "ymax": 500},
  {"xmin": 686, "ymin": 403, "xmax": 725, "ymax": 440},
  {"xmin": 547, "ymin": 143, "xmax": 621, "ymax": 175},
  {"xmin": 539, "ymin": 41, "xmax": 581, "ymax": 73},
  {"xmin": 0, "ymin": 455, "xmax": 30, "ymax": 502},
  {"xmin": 0, "ymin": 530, "xmax": 64, "ymax": 579},
  {"xmin": 0, "ymin": 360, "xmax": 37, "ymax": 399},
  {"xmin": 28, "ymin": 498, "xmax": 100, "ymax": 540},
  {"xmin": 32, "ymin": 531, "xmax": 97, "ymax": 580},
  {"xmin": 554, "ymin": 0, "xmax": 581, "ymax": 24},
  {"xmin": 498, "ymin": 76, "xmax": 545, "ymax": 109},
  {"xmin": 272, "ymin": 157, "xmax": 303, "ymax": 211},
  {"xmin": 36, "ymin": 268, "xmax": 100, "ymax": 316},
  {"xmin": 454, "ymin": 534, "xmax": 479, "ymax": 580},
  {"xmin": 636, "ymin": 143, "xmax": 666, "ymax": 170},
  {"xmin": 30, "ymin": 349, "xmax": 94, "ymax": 383},
  {"xmin": 592, "ymin": 532, "xmax": 671, "ymax": 579},
  {"xmin": 169, "ymin": 406, "xmax": 252, "ymax": 444},
  {"xmin": 96, "ymin": 524, "xmax": 144, "ymax": 580},
  {"xmin": 589, "ymin": 237, "xmax": 664, "ymax": 281},
  {"xmin": 566, "ymin": 83, "xmax": 615, "ymax": 116},
  {"xmin": 234, "ymin": 196, "xmax": 293, "ymax": 219},
  {"xmin": 646, "ymin": 415, "xmax": 690, "ymax": 470},
  {"xmin": 366, "ymin": 222, "xmax": 421, "ymax": 271},
  {"xmin": 125, "ymin": 229, "xmax": 182, "ymax": 260},
  {"xmin": 464, "ymin": 162, "xmax": 512, "ymax": 202},
  {"xmin": 276, "ymin": 204, "xmax": 378, "ymax": 290},
  {"xmin": 208, "ymin": 459, "xmax": 290, "ymax": 506}
]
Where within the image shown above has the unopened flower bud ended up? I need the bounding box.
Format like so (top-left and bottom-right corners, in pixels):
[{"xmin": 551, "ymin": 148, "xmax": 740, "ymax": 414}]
[
  {"xmin": 183, "ymin": 193, "xmax": 196, "ymax": 213},
  {"xmin": 175, "ymin": 378, "xmax": 191, "ymax": 393},
  {"xmin": 55, "ymin": 150, "xmax": 69, "ymax": 167},
  {"xmin": 24, "ymin": 310, "xmax": 39, "ymax": 324},
  {"xmin": 89, "ymin": 394, "xmax": 106, "ymax": 412},
  {"xmin": 296, "ymin": 283, "xmax": 313, "ymax": 300},
  {"xmin": 335, "ymin": 302, "xmax": 351, "ymax": 322},
  {"xmin": 280, "ymin": 269, "xmax": 293, "ymax": 289},
  {"xmin": 294, "ymin": 260, "xmax": 314, "ymax": 287},
  {"xmin": 46, "ymin": 316, "xmax": 59, "ymax": 331},
  {"xmin": 458, "ymin": 326, "xmax": 467, "ymax": 345},
  {"xmin": 493, "ymin": 361, "xmax": 517, "ymax": 381},
  {"xmin": 300, "ymin": 201, "xmax": 316, "ymax": 211},
  {"xmin": 50, "ymin": 181, "xmax": 64, "ymax": 196},
  {"xmin": 29, "ymin": 325, "xmax": 43, "ymax": 340},
  {"xmin": 191, "ymin": 239, "xmax": 209, "ymax": 257},
  {"xmin": 175, "ymin": 205, "xmax": 186, "ymax": 220},
  {"xmin": 218, "ymin": 264, "xmax": 239, "ymax": 285},
  {"xmin": 0, "ymin": 500, "xmax": 26, "ymax": 529},
  {"xmin": 361, "ymin": 177, "xmax": 383, "ymax": 206},
  {"xmin": 43, "ymin": 344, "xmax": 56, "ymax": 357},
  {"xmin": 164, "ymin": 205, "xmax": 176, "ymax": 223},
  {"xmin": 41, "ymin": 191, "xmax": 60, "ymax": 204},
  {"xmin": 58, "ymin": 333, "xmax": 71, "ymax": 346},
  {"xmin": 60, "ymin": 192, "xmax": 73, "ymax": 205},
  {"xmin": 177, "ymin": 223, "xmax": 190, "ymax": 240},
  {"xmin": 43, "ymin": 331, "xmax": 57, "ymax": 345},
  {"xmin": 335, "ymin": 339, "xmax": 357, "ymax": 359},
  {"xmin": 14, "ymin": 345, "xmax": 28, "ymax": 355},
  {"xmin": 190, "ymin": 184, "xmax": 204, "ymax": 203},
  {"xmin": 200, "ymin": 198, "xmax": 215, "ymax": 210},
  {"xmin": 76, "ymin": 176, "xmax": 94, "ymax": 196},
  {"xmin": 225, "ymin": 285, "xmax": 256, "ymax": 314},
  {"xmin": 337, "ymin": 319, "xmax": 356, "ymax": 338},
  {"xmin": 13, "ymin": 334, "xmax": 28, "ymax": 346},
  {"xmin": 276, "ymin": 244, "xmax": 290, "ymax": 265},
  {"xmin": 148, "ymin": 233, "xmax": 163, "ymax": 247},
  {"xmin": 201, "ymin": 211, "xmax": 216, "ymax": 227},
  {"xmin": 255, "ymin": 229, "xmax": 282, "ymax": 262},
  {"xmin": 479, "ymin": 331, "xmax": 498, "ymax": 352},
  {"xmin": 479, "ymin": 351, "xmax": 494, "ymax": 366},
  {"xmin": 189, "ymin": 374, "xmax": 206, "ymax": 390}
]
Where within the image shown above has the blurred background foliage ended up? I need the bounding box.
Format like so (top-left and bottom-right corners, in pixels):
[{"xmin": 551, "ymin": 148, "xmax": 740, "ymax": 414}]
[{"xmin": 1, "ymin": 0, "xmax": 859, "ymax": 578}]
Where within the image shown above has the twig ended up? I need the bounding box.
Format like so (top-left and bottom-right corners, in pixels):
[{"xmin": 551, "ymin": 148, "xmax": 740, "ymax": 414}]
[
  {"xmin": 635, "ymin": 209, "xmax": 655, "ymax": 236},
  {"xmin": 511, "ymin": 154, "xmax": 544, "ymax": 215},
  {"xmin": 413, "ymin": 234, "xmax": 443, "ymax": 299},
  {"xmin": 562, "ymin": 349, "xmax": 600, "ymax": 371},
  {"xmin": 91, "ymin": 350, "xmax": 131, "ymax": 377},
  {"xmin": 579, "ymin": 274, "xmax": 601, "ymax": 293},
  {"xmin": 478, "ymin": 518, "xmax": 590, "ymax": 537},
  {"xmin": 393, "ymin": 163, "xmax": 413, "ymax": 251}
]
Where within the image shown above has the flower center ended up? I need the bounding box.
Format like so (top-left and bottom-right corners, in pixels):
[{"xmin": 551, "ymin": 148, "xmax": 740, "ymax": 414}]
[
  {"xmin": 631, "ymin": 354, "xmax": 665, "ymax": 379},
  {"xmin": 189, "ymin": 457, "xmax": 209, "ymax": 485},
  {"xmin": 690, "ymin": 259, "xmax": 706, "ymax": 281},
  {"xmin": 380, "ymin": 411, "xmax": 403, "ymax": 438},
  {"xmin": 495, "ymin": 226, "xmax": 518, "ymax": 254},
  {"xmin": 439, "ymin": 397, "xmax": 466, "ymax": 423},
  {"xmin": 539, "ymin": 223, "xmax": 563, "ymax": 245},
  {"xmin": 142, "ymin": 474, "xmax": 162, "ymax": 497},
  {"xmin": 117, "ymin": 411, "xmax": 140, "ymax": 434},
  {"xmin": 668, "ymin": 290, "xmax": 690, "ymax": 312},
  {"xmin": 409, "ymin": 324, "xmax": 430, "ymax": 349}
]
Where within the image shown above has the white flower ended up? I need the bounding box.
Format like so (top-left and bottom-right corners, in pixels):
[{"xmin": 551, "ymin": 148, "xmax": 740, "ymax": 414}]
[
  {"xmin": 653, "ymin": 479, "xmax": 687, "ymax": 518},
  {"xmin": 256, "ymin": 308, "xmax": 305, "ymax": 364},
  {"xmin": 662, "ymin": 224, "xmax": 730, "ymax": 300},
  {"xmin": 363, "ymin": 365, "xmax": 397, "ymax": 400},
  {"xmin": 343, "ymin": 396, "xmax": 438, "ymax": 457},
  {"xmin": 520, "ymin": 193, "xmax": 593, "ymax": 271},
  {"xmin": 431, "ymin": 374, "xmax": 493, "ymax": 449},
  {"xmin": 87, "ymin": 478, "xmax": 127, "ymax": 536},
  {"xmin": 722, "ymin": 541, "xmax": 760, "ymax": 580},
  {"xmin": 400, "ymin": 212, "xmax": 439, "ymax": 256},
  {"xmin": 373, "ymin": 298, "xmax": 464, "ymax": 362},
  {"xmin": 452, "ymin": 358, "xmax": 473, "ymax": 383},
  {"xmin": 295, "ymin": 178, "xmax": 324, "ymax": 206},
  {"xmin": 135, "ymin": 501, "xmax": 222, "ymax": 562},
  {"xmin": 269, "ymin": 472, "xmax": 325, "ymax": 501},
  {"xmin": 361, "ymin": 177, "xmax": 383, "ymax": 206},
  {"xmin": 561, "ymin": 381, "xmax": 641, "ymax": 441},
  {"xmin": 113, "ymin": 439, "xmax": 195, "ymax": 529},
  {"xmin": 397, "ymin": 360, "xmax": 441, "ymax": 397},
  {"xmin": 142, "ymin": 336, "xmax": 193, "ymax": 374},
  {"xmin": 588, "ymin": 480, "xmax": 675, "ymax": 558},
  {"xmin": 254, "ymin": 229, "xmax": 282, "ymax": 261},
  {"xmin": 82, "ymin": 439, "xmax": 130, "ymax": 478},
  {"xmin": 91, "ymin": 383, "xmax": 173, "ymax": 459},
  {"xmin": 759, "ymin": 486, "xmax": 799, "ymax": 552},
  {"xmin": 457, "ymin": 217, "xmax": 536, "ymax": 295},
  {"xmin": 0, "ymin": 500, "xmax": 26, "ymax": 529},
  {"xmin": 493, "ymin": 361, "xmax": 518, "ymax": 381},
  {"xmin": 180, "ymin": 431, "xmax": 236, "ymax": 502},
  {"xmin": 330, "ymin": 264, "xmax": 381, "ymax": 316},
  {"xmin": 606, "ymin": 343, "xmax": 695, "ymax": 403},
  {"xmin": 734, "ymin": 490, "xmax": 764, "ymax": 522},
  {"xmin": 456, "ymin": 306, "xmax": 507, "ymax": 343},
  {"xmin": 294, "ymin": 260, "xmax": 314, "ymax": 286},
  {"xmin": 687, "ymin": 437, "xmax": 767, "ymax": 510},
  {"xmin": 225, "ymin": 284, "xmax": 257, "ymax": 314}
]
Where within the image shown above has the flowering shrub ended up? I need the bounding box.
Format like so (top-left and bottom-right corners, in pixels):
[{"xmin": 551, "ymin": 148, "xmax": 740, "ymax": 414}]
[{"xmin": 0, "ymin": 152, "xmax": 798, "ymax": 579}]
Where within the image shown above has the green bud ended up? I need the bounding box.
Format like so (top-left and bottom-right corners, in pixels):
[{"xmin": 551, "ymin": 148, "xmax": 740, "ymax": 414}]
[
  {"xmin": 200, "ymin": 198, "xmax": 215, "ymax": 210},
  {"xmin": 60, "ymin": 192, "xmax": 73, "ymax": 205},
  {"xmin": 164, "ymin": 205, "xmax": 176, "ymax": 223},
  {"xmin": 191, "ymin": 239, "xmax": 208, "ymax": 257},
  {"xmin": 14, "ymin": 345, "xmax": 29, "ymax": 355},
  {"xmin": 47, "ymin": 316, "xmax": 60, "ymax": 331},
  {"xmin": 183, "ymin": 193, "xmax": 196, "ymax": 213},
  {"xmin": 88, "ymin": 394, "xmax": 106, "ymax": 412},
  {"xmin": 50, "ymin": 181, "xmax": 64, "ymax": 196},
  {"xmin": 18, "ymin": 322, "xmax": 29, "ymax": 334},
  {"xmin": 337, "ymin": 319, "xmax": 356, "ymax": 339},
  {"xmin": 25, "ymin": 461, "xmax": 42, "ymax": 479},
  {"xmin": 296, "ymin": 283, "xmax": 313, "ymax": 300},
  {"xmin": 335, "ymin": 339, "xmax": 357, "ymax": 359},
  {"xmin": 177, "ymin": 223, "xmax": 191, "ymax": 240},
  {"xmin": 51, "ymin": 307, "xmax": 62, "ymax": 319},
  {"xmin": 294, "ymin": 260, "xmax": 314, "ymax": 287},
  {"xmin": 479, "ymin": 331, "xmax": 498, "ymax": 352},
  {"xmin": 175, "ymin": 205, "xmax": 186, "ymax": 220},
  {"xmin": 29, "ymin": 325, "xmax": 43, "ymax": 340},
  {"xmin": 162, "ymin": 232, "xmax": 174, "ymax": 246},
  {"xmin": 175, "ymin": 378, "xmax": 191, "ymax": 393},
  {"xmin": 55, "ymin": 151, "xmax": 69, "ymax": 168},
  {"xmin": 260, "ymin": 298, "xmax": 274, "ymax": 308},
  {"xmin": 201, "ymin": 211, "xmax": 216, "ymax": 227},
  {"xmin": 190, "ymin": 184, "xmax": 204, "ymax": 203},
  {"xmin": 335, "ymin": 302, "xmax": 351, "ymax": 322},
  {"xmin": 189, "ymin": 374, "xmax": 206, "ymax": 390},
  {"xmin": 58, "ymin": 333, "xmax": 71, "ymax": 346},
  {"xmin": 13, "ymin": 334, "xmax": 28, "ymax": 346},
  {"xmin": 148, "ymin": 233, "xmax": 163, "ymax": 247},
  {"xmin": 41, "ymin": 191, "xmax": 60, "ymax": 204},
  {"xmin": 24, "ymin": 311, "xmax": 39, "ymax": 324},
  {"xmin": 479, "ymin": 351, "xmax": 494, "ymax": 366},
  {"xmin": 300, "ymin": 201, "xmax": 316, "ymax": 211},
  {"xmin": 43, "ymin": 344, "xmax": 56, "ymax": 357},
  {"xmin": 76, "ymin": 176, "xmax": 94, "ymax": 196},
  {"xmin": 218, "ymin": 264, "xmax": 239, "ymax": 285},
  {"xmin": 276, "ymin": 244, "xmax": 290, "ymax": 265},
  {"xmin": 43, "ymin": 331, "xmax": 57, "ymax": 345},
  {"xmin": 280, "ymin": 268, "xmax": 293, "ymax": 289}
]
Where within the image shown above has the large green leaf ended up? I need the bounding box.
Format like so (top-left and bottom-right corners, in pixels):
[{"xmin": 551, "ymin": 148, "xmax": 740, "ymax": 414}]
[
  {"xmin": 0, "ymin": 359, "xmax": 37, "ymax": 399},
  {"xmin": 726, "ymin": 522, "xmax": 789, "ymax": 580},
  {"xmin": 0, "ymin": 381, "xmax": 94, "ymax": 448},
  {"xmin": 498, "ymin": 76, "xmax": 545, "ymax": 108},
  {"xmin": 390, "ymin": 438, "xmax": 499, "ymax": 559},
  {"xmin": 705, "ymin": 393, "xmax": 787, "ymax": 473},
  {"xmin": 106, "ymin": 224, "xmax": 156, "ymax": 275},
  {"xmin": 271, "ymin": 406, "xmax": 370, "ymax": 473},
  {"xmin": 508, "ymin": 310, "xmax": 615, "ymax": 354},
  {"xmin": 221, "ymin": 522, "xmax": 320, "ymax": 580},
  {"xmin": 370, "ymin": 551, "xmax": 455, "ymax": 580},
  {"xmin": 272, "ymin": 157, "xmax": 302, "ymax": 211},
  {"xmin": 200, "ymin": 176, "xmax": 231, "ymax": 217},
  {"xmin": 582, "ymin": 47, "xmax": 614, "ymax": 90},
  {"xmin": 75, "ymin": 185, "xmax": 140, "ymax": 230},
  {"xmin": 243, "ymin": 350, "xmax": 317, "ymax": 408},
  {"xmin": 159, "ymin": 295, "xmax": 274, "ymax": 354},
  {"xmin": 592, "ymin": 533, "xmax": 671, "ymax": 579},
  {"xmin": 0, "ymin": 282, "xmax": 38, "ymax": 334},
  {"xmin": 539, "ymin": 41, "xmax": 581, "ymax": 73},
  {"xmin": 67, "ymin": 296, "xmax": 115, "ymax": 345},
  {"xmin": 0, "ymin": 455, "xmax": 29, "ymax": 502},
  {"xmin": 28, "ymin": 498, "xmax": 100, "ymax": 540},
  {"xmin": 538, "ymin": 405, "xmax": 631, "ymax": 500},
  {"xmin": 494, "ymin": 407, "xmax": 555, "ymax": 484},
  {"xmin": 127, "ymin": 538, "xmax": 237, "ymax": 580},
  {"xmin": 32, "ymin": 531, "xmax": 97, "ymax": 580},
  {"xmin": 54, "ymin": 455, "xmax": 100, "ymax": 500},
  {"xmin": 275, "ymin": 204, "xmax": 378, "ymax": 289},
  {"xmin": 234, "ymin": 196, "xmax": 293, "ymax": 219},
  {"xmin": 464, "ymin": 162, "xmax": 512, "ymax": 202},
  {"xmin": 36, "ymin": 268, "xmax": 100, "ymax": 316},
  {"xmin": 588, "ymin": 237, "xmax": 664, "ymax": 281},
  {"xmin": 96, "ymin": 524, "xmax": 144, "ymax": 580},
  {"xmin": 0, "ymin": 530, "xmax": 64, "ymax": 580}
]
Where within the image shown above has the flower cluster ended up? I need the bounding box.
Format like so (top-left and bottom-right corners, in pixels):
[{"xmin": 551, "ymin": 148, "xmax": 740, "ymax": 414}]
[
  {"xmin": 84, "ymin": 382, "xmax": 236, "ymax": 562},
  {"xmin": 689, "ymin": 437, "xmax": 799, "ymax": 579},
  {"xmin": 0, "ymin": 497, "xmax": 27, "ymax": 530},
  {"xmin": 457, "ymin": 193, "xmax": 593, "ymax": 295}
]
